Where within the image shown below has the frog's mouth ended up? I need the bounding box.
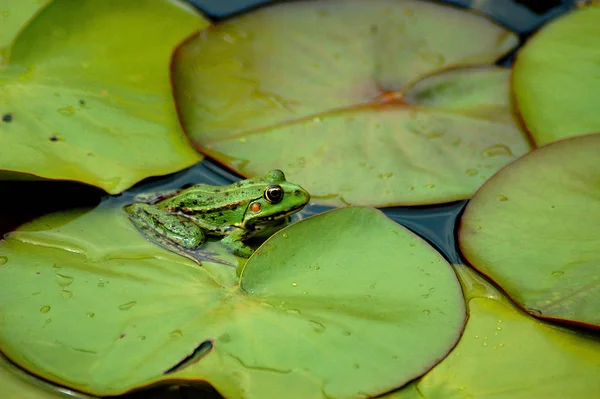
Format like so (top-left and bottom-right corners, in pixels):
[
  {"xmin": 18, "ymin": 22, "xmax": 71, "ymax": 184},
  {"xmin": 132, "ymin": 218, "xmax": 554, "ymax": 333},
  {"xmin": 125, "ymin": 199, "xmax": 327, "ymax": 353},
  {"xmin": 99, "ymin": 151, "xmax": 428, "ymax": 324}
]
[{"xmin": 254, "ymin": 203, "xmax": 307, "ymax": 223}]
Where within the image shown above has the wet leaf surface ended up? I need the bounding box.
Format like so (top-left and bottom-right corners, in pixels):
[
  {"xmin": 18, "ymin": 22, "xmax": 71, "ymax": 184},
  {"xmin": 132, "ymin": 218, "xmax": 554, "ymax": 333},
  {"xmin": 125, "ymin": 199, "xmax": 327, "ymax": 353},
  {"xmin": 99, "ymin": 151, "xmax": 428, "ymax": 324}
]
[
  {"xmin": 0, "ymin": 354, "xmax": 84, "ymax": 399},
  {"xmin": 513, "ymin": 4, "xmax": 600, "ymax": 145},
  {"xmin": 0, "ymin": 205, "xmax": 465, "ymax": 398},
  {"xmin": 0, "ymin": 0, "xmax": 205, "ymax": 193},
  {"xmin": 459, "ymin": 133, "xmax": 600, "ymax": 327},
  {"xmin": 1, "ymin": 1, "xmax": 598, "ymax": 399},
  {"xmin": 384, "ymin": 264, "xmax": 600, "ymax": 399},
  {"xmin": 0, "ymin": 0, "xmax": 50, "ymax": 64},
  {"xmin": 173, "ymin": 0, "xmax": 527, "ymax": 206}
]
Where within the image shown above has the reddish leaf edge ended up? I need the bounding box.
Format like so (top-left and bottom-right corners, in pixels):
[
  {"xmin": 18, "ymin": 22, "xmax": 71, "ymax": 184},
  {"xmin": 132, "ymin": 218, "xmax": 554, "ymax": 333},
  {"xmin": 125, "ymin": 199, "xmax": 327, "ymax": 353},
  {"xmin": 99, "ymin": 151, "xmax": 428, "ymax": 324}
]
[{"xmin": 457, "ymin": 131, "xmax": 600, "ymax": 331}]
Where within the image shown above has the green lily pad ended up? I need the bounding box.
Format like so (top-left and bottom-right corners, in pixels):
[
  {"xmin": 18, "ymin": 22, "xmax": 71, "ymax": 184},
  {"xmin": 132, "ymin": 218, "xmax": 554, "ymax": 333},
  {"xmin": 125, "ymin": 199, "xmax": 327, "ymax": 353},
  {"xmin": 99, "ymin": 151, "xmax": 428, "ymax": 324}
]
[
  {"xmin": 173, "ymin": 0, "xmax": 527, "ymax": 206},
  {"xmin": 458, "ymin": 133, "xmax": 600, "ymax": 327},
  {"xmin": 0, "ymin": 0, "xmax": 50, "ymax": 64},
  {"xmin": 0, "ymin": 203, "xmax": 465, "ymax": 398},
  {"xmin": 384, "ymin": 264, "xmax": 600, "ymax": 399},
  {"xmin": 0, "ymin": 354, "xmax": 81, "ymax": 399},
  {"xmin": 513, "ymin": 4, "xmax": 600, "ymax": 146},
  {"xmin": 0, "ymin": 0, "xmax": 206, "ymax": 194}
]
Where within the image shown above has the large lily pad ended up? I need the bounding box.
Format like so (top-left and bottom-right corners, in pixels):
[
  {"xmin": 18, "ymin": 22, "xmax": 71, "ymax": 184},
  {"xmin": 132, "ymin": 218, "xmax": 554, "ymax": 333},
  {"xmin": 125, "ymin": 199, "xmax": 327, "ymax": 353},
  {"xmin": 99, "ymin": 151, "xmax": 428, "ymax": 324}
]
[
  {"xmin": 458, "ymin": 133, "xmax": 600, "ymax": 327},
  {"xmin": 0, "ymin": 0, "xmax": 50, "ymax": 64},
  {"xmin": 172, "ymin": 0, "xmax": 528, "ymax": 207},
  {"xmin": 0, "ymin": 202, "xmax": 465, "ymax": 398},
  {"xmin": 513, "ymin": 4, "xmax": 600, "ymax": 146},
  {"xmin": 385, "ymin": 264, "xmax": 600, "ymax": 399},
  {"xmin": 0, "ymin": 354, "xmax": 82, "ymax": 399},
  {"xmin": 0, "ymin": 0, "xmax": 206, "ymax": 194}
]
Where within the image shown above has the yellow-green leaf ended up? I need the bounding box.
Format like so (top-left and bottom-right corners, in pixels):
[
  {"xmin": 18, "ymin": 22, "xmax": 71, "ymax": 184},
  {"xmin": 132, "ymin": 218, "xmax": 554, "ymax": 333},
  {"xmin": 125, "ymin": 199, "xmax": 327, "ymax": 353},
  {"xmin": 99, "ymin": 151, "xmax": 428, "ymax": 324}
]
[
  {"xmin": 173, "ymin": 0, "xmax": 526, "ymax": 206},
  {"xmin": 513, "ymin": 4, "xmax": 600, "ymax": 146},
  {"xmin": 0, "ymin": 203, "xmax": 464, "ymax": 398},
  {"xmin": 384, "ymin": 265, "xmax": 600, "ymax": 399},
  {"xmin": 0, "ymin": 0, "xmax": 206, "ymax": 193},
  {"xmin": 0, "ymin": 0, "xmax": 50, "ymax": 65},
  {"xmin": 459, "ymin": 133, "xmax": 600, "ymax": 327}
]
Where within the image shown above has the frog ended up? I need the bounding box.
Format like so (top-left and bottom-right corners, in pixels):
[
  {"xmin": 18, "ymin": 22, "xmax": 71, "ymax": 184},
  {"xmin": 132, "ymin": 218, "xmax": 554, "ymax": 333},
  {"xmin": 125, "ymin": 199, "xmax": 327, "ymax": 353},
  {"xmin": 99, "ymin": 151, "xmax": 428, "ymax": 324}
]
[{"xmin": 124, "ymin": 169, "xmax": 310, "ymax": 259}]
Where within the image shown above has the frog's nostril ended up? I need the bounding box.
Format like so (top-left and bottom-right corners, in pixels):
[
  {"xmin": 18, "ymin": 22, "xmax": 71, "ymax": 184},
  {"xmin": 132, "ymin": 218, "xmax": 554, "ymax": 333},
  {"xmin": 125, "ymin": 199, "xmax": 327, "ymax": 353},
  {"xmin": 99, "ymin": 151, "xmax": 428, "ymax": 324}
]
[{"xmin": 294, "ymin": 190, "xmax": 300, "ymax": 196}]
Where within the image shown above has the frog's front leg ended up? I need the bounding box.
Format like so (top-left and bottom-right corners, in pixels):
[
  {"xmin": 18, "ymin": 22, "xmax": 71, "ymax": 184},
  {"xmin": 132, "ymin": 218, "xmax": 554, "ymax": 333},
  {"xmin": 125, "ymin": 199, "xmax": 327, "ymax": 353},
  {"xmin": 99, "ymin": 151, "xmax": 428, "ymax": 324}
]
[
  {"xmin": 220, "ymin": 228, "xmax": 254, "ymax": 258},
  {"xmin": 124, "ymin": 203, "xmax": 204, "ymax": 249}
]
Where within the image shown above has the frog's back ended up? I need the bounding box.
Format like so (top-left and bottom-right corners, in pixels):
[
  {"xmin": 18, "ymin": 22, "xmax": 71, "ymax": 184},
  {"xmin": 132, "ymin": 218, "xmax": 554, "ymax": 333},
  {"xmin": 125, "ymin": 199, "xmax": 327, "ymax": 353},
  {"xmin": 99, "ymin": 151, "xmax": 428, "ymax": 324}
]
[{"xmin": 156, "ymin": 181, "xmax": 263, "ymax": 229}]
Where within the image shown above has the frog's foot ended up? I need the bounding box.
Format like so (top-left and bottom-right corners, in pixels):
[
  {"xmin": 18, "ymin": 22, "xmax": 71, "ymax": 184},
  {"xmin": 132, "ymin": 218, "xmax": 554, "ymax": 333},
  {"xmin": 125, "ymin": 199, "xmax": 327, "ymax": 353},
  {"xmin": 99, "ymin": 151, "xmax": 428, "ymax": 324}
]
[
  {"xmin": 220, "ymin": 229, "xmax": 254, "ymax": 258},
  {"xmin": 124, "ymin": 203, "xmax": 204, "ymax": 249}
]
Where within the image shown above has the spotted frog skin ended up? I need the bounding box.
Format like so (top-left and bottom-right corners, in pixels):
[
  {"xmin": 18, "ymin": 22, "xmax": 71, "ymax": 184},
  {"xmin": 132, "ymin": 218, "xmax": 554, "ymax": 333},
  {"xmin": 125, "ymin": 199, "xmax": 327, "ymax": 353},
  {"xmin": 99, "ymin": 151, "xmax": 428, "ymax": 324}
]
[{"xmin": 124, "ymin": 170, "xmax": 310, "ymax": 258}]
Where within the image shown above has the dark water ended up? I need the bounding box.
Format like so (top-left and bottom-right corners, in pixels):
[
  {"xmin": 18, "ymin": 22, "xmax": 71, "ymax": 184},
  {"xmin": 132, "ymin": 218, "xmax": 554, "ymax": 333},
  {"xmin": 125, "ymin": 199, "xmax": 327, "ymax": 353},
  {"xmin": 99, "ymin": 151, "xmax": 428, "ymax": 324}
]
[{"xmin": 0, "ymin": 1, "xmax": 580, "ymax": 398}]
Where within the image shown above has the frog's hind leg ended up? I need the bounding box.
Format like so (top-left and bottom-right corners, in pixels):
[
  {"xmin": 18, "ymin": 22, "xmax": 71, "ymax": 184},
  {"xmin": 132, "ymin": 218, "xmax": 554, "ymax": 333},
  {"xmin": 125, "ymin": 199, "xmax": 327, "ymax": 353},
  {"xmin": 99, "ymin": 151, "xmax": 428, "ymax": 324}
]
[
  {"xmin": 124, "ymin": 203, "xmax": 204, "ymax": 249},
  {"xmin": 132, "ymin": 188, "xmax": 184, "ymax": 205}
]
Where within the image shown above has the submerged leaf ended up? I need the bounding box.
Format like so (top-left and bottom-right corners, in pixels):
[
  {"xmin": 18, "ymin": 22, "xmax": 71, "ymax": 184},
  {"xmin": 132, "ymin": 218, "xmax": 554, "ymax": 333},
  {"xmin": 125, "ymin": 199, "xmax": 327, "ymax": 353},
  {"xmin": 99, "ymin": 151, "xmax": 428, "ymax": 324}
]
[
  {"xmin": 173, "ymin": 0, "xmax": 526, "ymax": 206},
  {"xmin": 0, "ymin": 204, "xmax": 464, "ymax": 398},
  {"xmin": 459, "ymin": 133, "xmax": 600, "ymax": 327},
  {"xmin": 513, "ymin": 4, "xmax": 600, "ymax": 146},
  {"xmin": 0, "ymin": 0, "xmax": 206, "ymax": 193}
]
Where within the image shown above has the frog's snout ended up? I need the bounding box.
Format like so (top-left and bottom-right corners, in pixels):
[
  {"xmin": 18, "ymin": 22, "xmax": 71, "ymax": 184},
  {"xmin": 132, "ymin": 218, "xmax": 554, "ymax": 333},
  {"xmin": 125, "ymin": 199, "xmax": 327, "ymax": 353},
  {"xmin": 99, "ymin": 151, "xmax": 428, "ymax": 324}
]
[{"xmin": 294, "ymin": 188, "xmax": 311, "ymax": 204}]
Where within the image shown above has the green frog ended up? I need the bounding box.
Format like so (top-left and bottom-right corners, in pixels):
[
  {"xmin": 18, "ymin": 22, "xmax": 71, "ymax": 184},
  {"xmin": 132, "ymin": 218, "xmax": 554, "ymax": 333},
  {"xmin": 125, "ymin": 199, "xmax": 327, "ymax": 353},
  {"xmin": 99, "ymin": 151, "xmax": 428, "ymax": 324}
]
[{"xmin": 124, "ymin": 170, "xmax": 310, "ymax": 259}]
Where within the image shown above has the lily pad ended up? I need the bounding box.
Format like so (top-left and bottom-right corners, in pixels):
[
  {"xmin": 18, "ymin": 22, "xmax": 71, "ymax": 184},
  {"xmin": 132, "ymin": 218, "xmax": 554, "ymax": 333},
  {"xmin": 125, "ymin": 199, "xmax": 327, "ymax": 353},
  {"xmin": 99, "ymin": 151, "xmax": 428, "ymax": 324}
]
[
  {"xmin": 0, "ymin": 354, "xmax": 82, "ymax": 399},
  {"xmin": 0, "ymin": 203, "xmax": 465, "ymax": 398},
  {"xmin": 458, "ymin": 133, "xmax": 600, "ymax": 327},
  {"xmin": 384, "ymin": 264, "xmax": 600, "ymax": 399},
  {"xmin": 0, "ymin": 0, "xmax": 50, "ymax": 64},
  {"xmin": 0, "ymin": 0, "xmax": 206, "ymax": 194},
  {"xmin": 513, "ymin": 4, "xmax": 600, "ymax": 146},
  {"xmin": 172, "ymin": 0, "xmax": 528, "ymax": 207}
]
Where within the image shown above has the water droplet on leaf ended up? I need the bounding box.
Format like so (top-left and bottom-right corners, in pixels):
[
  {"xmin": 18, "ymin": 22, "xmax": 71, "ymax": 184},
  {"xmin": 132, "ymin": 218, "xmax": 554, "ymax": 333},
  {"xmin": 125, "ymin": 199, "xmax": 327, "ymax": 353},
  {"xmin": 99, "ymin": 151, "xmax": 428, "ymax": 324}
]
[
  {"xmin": 40, "ymin": 306, "xmax": 51, "ymax": 313},
  {"xmin": 309, "ymin": 320, "xmax": 326, "ymax": 333},
  {"xmin": 482, "ymin": 144, "xmax": 513, "ymax": 157},
  {"xmin": 57, "ymin": 106, "xmax": 76, "ymax": 116},
  {"xmin": 118, "ymin": 301, "xmax": 136, "ymax": 311},
  {"xmin": 527, "ymin": 308, "xmax": 542, "ymax": 316},
  {"xmin": 55, "ymin": 274, "xmax": 74, "ymax": 287}
]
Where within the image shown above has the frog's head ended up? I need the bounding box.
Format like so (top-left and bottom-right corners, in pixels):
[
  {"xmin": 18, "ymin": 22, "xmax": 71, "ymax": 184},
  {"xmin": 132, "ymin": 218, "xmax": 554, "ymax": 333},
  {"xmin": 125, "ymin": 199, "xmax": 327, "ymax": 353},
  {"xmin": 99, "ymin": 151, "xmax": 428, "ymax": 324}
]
[{"xmin": 243, "ymin": 170, "xmax": 310, "ymax": 227}]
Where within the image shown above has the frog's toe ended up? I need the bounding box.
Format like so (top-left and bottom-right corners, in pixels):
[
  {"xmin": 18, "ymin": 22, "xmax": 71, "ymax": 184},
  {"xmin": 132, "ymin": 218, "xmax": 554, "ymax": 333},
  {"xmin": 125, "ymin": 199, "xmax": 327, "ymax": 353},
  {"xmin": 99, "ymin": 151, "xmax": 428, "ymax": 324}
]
[
  {"xmin": 232, "ymin": 246, "xmax": 254, "ymax": 258},
  {"xmin": 233, "ymin": 247, "xmax": 254, "ymax": 258},
  {"xmin": 220, "ymin": 239, "xmax": 254, "ymax": 258}
]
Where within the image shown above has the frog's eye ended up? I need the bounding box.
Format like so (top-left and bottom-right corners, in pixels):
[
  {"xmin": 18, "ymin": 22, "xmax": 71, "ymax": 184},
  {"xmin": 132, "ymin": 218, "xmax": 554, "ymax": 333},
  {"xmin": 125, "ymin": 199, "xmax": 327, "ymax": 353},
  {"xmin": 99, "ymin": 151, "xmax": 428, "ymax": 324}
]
[{"xmin": 264, "ymin": 185, "xmax": 283, "ymax": 204}]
